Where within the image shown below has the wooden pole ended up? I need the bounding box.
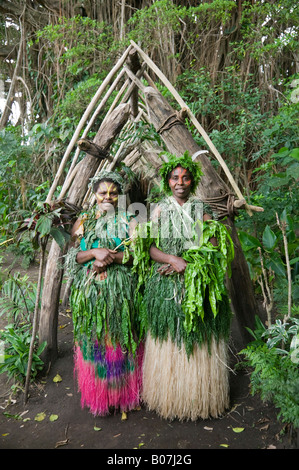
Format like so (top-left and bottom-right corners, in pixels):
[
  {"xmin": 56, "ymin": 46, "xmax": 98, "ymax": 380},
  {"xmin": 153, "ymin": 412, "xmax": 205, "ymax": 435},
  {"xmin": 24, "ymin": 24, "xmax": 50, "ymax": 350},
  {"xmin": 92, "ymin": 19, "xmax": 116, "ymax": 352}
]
[{"xmin": 24, "ymin": 238, "xmax": 47, "ymax": 403}]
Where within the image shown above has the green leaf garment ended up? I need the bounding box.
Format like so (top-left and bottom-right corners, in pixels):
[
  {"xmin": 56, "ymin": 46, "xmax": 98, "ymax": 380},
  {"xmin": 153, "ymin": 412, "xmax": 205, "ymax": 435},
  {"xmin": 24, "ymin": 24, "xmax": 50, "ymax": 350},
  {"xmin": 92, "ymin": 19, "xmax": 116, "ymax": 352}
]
[
  {"xmin": 65, "ymin": 206, "xmax": 144, "ymax": 416},
  {"xmin": 131, "ymin": 196, "xmax": 235, "ymax": 421}
]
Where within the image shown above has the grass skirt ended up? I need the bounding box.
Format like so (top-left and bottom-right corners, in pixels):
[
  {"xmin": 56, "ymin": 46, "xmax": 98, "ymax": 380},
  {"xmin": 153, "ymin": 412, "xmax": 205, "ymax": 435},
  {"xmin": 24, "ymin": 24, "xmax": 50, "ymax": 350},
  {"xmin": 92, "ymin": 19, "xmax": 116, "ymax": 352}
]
[
  {"xmin": 74, "ymin": 340, "xmax": 144, "ymax": 416},
  {"xmin": 142, "ymin": 333, "xmax": 230, "ymax": 421}
]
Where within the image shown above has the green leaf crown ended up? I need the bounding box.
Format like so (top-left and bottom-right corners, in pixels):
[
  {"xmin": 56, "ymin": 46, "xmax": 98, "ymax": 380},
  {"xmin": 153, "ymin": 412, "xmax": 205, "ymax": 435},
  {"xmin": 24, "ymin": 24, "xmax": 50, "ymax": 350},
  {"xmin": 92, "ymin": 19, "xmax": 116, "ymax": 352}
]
[{"xmin": 159, "ymin": 150, "xmax": 203, "ymax": 195}]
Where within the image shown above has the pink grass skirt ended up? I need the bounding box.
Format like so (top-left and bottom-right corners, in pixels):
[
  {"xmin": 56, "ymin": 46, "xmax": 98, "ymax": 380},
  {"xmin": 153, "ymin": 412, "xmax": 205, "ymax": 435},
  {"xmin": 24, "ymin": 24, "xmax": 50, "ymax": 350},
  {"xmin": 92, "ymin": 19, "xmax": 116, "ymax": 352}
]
[{"xmin": 74, "ymin": 341, "xmax": 144, "ymax": 416}]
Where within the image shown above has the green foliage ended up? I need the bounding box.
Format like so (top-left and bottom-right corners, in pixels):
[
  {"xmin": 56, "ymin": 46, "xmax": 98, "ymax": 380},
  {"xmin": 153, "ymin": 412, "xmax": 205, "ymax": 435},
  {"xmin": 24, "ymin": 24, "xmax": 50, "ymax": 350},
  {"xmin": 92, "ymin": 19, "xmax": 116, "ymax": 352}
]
[
  {"xmin": 0, "ymin": 324, "xmax": 46, "ymax": 385},
  {"xmin": 0, "ymin": 273, "xmax": 46, "ymax": 385},
  {"xmin": 36, "ymin": 16, "xmax": 115, "ymax": 77},
  {"xmin": 0, "ymin": 124, "xmax": 67, "ymax": 240},
  {"xmin": 128, "ymin": 0, "xmax": 236, "ymax": 45},
  {"xmin": 128, "ymin": 0, "xmax": 183, "ymax": 44},
  {"xmin": 240, "ymin": 315, "xmax": 299, "ymax": 428},
  {"xmin": 234, "ymin": 78, "xmax": 299, "ymax": 308},
  {"xmin": 176, "ymin": 66, "xmax": 269, "ymax": 171},
  {"xmin": 15, "ymin": 200, "xmax": 80, "ymax": 252},
  {"xmin": 71, "ymin": 264, "xmax": 139, "ymax": 356},
  {"xmin": 34, "ymin": 16, "xmax": 117, "ymax": 125},
  {"xmin": 235, "ymin": 0, "xmax": 299, "ymax": 61},
  {"xmin": 182, "ymin": 221, "xmax": 234, "ymax": 332},
  {"xmin": 238, "ymin": 210, "xmax": 298, "ymax": 310},
  {"xmin": 0, "ymin": 273, "xmax": 38, "ymax": 323},
  {"xmin": 236, "ymin": 146, "xmax": 299, "ymax": 255}
]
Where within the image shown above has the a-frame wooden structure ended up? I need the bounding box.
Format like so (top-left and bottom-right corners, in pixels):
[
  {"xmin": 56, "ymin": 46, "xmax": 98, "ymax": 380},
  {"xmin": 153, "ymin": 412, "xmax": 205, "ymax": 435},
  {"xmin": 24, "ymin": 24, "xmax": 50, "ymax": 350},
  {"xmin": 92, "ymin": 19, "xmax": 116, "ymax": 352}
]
[{"xmin": 38, "ymin": 42, "xmax": 263, "ymax": 368}]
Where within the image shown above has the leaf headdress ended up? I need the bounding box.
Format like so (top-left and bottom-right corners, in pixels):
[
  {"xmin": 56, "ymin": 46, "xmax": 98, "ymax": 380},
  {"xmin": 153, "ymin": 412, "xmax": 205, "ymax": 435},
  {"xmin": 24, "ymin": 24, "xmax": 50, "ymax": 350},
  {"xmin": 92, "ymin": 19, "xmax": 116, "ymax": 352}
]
[{"xmin": 159, "ymin": 151, "xmax": 203, "ymax": 195}]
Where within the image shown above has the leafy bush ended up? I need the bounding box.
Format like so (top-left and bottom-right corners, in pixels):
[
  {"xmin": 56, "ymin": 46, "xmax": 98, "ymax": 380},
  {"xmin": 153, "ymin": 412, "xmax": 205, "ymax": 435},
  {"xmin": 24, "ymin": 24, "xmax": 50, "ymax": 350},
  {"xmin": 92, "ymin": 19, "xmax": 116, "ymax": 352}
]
[
  {"xmin": 0, "ymin": 273, "xmax": 46, "ymax": 386},
  {"xmin": 240, "ymin": 315, "xmax": 299, "ymax": 429},
  {"xmin": 0, "ymin": 273, "xmax": 38, "ymax": 322},
  {"xmin": 0, "ymin": 324, "xmax": 46, "ymax": 385}
]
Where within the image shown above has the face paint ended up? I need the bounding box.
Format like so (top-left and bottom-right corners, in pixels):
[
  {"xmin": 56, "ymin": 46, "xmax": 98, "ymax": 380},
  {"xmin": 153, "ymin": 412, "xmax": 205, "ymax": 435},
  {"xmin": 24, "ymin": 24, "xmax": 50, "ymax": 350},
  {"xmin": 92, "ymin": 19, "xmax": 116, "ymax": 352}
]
[
  {"xmin": 96, "ymin": 193, "xmax": 104, "ymax": 202},
  {"xmin": 103, "ymin": 182, "xmax": 117, "ymax": 199},
  {"xmin": 169, "ymin": 167, "xmax": 192, "ymax": 188},
  {"xmin": 96, "ymin": 181, "xmax": 119, "ymax": 207}
]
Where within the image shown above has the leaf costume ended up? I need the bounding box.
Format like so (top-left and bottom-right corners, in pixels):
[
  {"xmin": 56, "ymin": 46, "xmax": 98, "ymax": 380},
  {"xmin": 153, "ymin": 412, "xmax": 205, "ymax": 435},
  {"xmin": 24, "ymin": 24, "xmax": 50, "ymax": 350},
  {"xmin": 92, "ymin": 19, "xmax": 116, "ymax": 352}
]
[
  {"xmin": 133, "ymin": 195, "xmax": 234, "ymax": 421},
  {"xmin": 66, "ymin": 195, "xmax": 143, "ymax": 416}
]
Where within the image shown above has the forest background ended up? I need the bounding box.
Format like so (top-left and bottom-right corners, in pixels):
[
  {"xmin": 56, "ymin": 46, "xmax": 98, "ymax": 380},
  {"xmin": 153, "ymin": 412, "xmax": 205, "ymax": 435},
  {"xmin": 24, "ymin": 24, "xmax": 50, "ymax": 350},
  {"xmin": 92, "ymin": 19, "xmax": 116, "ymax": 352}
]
[{"xmin": 0, "ymin": 0, "xmax": 298, "ymax": 431}]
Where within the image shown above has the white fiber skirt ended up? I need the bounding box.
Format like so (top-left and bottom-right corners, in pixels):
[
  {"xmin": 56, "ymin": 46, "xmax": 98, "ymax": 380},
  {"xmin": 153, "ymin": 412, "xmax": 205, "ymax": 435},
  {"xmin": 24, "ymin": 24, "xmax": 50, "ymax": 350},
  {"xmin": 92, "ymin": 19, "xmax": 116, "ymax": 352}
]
[{"xmin": 142, "ymin": 333, "xmax": 230, "ymax": 421}]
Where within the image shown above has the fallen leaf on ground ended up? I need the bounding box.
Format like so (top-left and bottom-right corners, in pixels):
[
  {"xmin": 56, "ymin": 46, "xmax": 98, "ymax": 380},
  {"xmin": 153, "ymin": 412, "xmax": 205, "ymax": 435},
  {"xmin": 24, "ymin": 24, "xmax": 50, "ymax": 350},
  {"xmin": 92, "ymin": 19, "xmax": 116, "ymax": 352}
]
[
  {"xmin": 49, "ymin": 414, "xmax": 59, "ymax": 422},
  {"xmin": 220, "ymin": 444, "xmax": 229, "ymax": 447},
  {"xmin": 232, "ymin": 427, "xmax": 245, "ymax": 433},
  {"xmin": 53, "ymin": 374, "xmax": 62, "ymax": 383},
  {"xmin": 34, "ymin": 412, "xmax": 46, "ymax": 422},
  {"xmin": 94, "ymin": 427, "xmax": 102, "ymax": 431}
]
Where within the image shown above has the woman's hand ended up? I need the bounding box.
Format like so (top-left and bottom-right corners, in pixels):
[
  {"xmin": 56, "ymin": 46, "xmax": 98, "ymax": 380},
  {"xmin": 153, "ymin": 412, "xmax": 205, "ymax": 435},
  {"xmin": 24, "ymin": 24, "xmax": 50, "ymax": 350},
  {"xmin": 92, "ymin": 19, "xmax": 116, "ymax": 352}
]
[
  {"xmin": 150, "ymin": 245, "xmax": 187, "ymax": 275},
  {"xmin": 168, "ymin": 255, "xmax": 188, "ymax": 274},
  {"xmin": 76, "ymin": 247, "xmax": 116, "ymax": 267},
  {"xmin": 93, "ymin": 247, "xmax": 116, "ymax": 263},
  {"xmin": 93, "ymin": 247, "xmax": 116, "ymax": 265},
  {"xmin": 92, "ymin": 260, "xmax": 108, "ymax": 273},
  {"xmin": 157, "ymin": 264, "xmax": 174, "ymax": 276},
  {"xmin": 92, "ymin": 248, "xmax": 116, "ymax": 273},
  {"xmin": 158, "ymin": 256, "xmax": 188, "ymax": 275}
]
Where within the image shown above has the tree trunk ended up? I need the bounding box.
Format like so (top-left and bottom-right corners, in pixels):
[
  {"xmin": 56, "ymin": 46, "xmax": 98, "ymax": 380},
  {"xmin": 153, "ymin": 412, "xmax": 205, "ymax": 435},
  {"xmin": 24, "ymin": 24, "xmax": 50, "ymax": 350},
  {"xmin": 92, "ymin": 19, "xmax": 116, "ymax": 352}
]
[
  {"xmin": 143, "ymin": 86, "xmax": 256, "ymax": 345},
  {"xmin": 38, "ymin": 103, "xmax": 131, "ymax": 369}
]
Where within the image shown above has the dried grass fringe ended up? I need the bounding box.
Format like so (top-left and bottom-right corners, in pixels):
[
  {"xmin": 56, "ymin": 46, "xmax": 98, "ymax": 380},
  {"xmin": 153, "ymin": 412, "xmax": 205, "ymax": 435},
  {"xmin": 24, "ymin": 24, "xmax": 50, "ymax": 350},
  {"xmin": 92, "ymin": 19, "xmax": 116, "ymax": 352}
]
[{"xmin": 142, "ymin": 333, "xmax": 230, "ymax": 421}]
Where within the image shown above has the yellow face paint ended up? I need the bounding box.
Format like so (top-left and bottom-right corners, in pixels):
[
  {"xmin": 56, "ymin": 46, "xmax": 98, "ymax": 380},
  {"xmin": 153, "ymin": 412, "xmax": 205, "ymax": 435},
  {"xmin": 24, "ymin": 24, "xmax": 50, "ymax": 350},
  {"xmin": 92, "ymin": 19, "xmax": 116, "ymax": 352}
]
[
  {"xmin": 104, "ymin": 182, "xmax": 117, "ymax": 200},
  {"xmin": 96, "ymin": 193, "xmax": 104, "ymax": 202},
  {"xmin": 96, "ymin": 181, "xmax": 118, "ymax": 206}
]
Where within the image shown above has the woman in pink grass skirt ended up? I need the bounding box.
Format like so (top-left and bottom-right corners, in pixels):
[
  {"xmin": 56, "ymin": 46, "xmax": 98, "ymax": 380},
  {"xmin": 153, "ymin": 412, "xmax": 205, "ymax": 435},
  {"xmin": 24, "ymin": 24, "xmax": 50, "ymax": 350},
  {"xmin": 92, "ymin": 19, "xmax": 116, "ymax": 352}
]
[{"xmin": 66, "ymin": 171, "xmax": 143, "ymax": 419}]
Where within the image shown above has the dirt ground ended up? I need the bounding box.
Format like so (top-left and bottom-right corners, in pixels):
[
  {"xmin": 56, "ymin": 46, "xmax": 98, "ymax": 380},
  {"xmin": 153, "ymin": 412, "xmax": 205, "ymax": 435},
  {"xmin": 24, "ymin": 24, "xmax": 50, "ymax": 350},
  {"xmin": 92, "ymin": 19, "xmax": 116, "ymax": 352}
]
[{"xmin": 0, "ymin": 254, "xmax": 297, "ymax": 453}]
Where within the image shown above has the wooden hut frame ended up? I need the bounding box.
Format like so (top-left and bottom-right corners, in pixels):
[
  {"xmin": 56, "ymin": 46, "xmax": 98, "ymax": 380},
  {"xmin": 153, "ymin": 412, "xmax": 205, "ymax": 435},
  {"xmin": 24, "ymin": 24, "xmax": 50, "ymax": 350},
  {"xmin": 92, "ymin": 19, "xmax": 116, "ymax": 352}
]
[{"xmin": 38, "ymin": 42, "xmax": 264, "ymax": 369}]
